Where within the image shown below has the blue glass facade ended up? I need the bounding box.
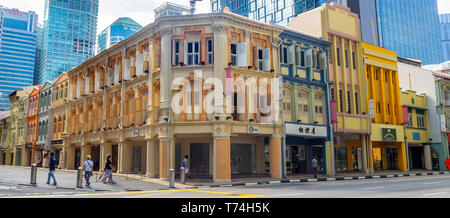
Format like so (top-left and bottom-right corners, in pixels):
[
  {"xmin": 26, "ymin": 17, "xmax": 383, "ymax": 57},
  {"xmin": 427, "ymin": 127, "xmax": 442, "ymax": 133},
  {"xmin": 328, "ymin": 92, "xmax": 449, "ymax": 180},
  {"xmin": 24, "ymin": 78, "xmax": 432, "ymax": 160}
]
[
  {"xmin": 0, "ymin": 6, "xmax": 38, "ymax": 111},
  {"xmin": 97, "ymin": 17, "xmax": 142, "ymax": 53},
  {"xmin": 36, "ymin": 0, "xmax": 99, "ymax": 85},
  {"xmin": 211, "ymin": 0, "xmax": 345, "ymax": 27},
  {"xmin": 441, "ymin": 13, "xmax": 450, "ymax": 62},
  {"xmin": 376, "ymin": 0, "xmax": 443, "ymax": 65}
]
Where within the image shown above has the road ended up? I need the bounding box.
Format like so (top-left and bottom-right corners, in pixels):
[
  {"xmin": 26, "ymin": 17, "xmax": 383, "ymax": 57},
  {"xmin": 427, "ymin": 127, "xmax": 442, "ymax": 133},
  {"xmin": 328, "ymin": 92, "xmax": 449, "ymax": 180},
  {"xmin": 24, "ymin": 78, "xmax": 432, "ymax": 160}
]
[{"xmin": 2, "ymin": 172, "xmax": 450, "ymax": 198}]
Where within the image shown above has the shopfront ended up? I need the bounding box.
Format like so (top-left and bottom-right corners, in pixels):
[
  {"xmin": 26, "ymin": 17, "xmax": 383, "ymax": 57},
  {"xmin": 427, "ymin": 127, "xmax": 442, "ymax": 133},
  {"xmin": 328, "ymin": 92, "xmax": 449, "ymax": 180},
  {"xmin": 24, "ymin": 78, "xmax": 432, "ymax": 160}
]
[
  {"xmin": 371, "ymin": 124, "xmax": 407, "ymax": 172},
  {"xmin": 285, "ymin": 123, "xmax": 329, "ymax": 175}
]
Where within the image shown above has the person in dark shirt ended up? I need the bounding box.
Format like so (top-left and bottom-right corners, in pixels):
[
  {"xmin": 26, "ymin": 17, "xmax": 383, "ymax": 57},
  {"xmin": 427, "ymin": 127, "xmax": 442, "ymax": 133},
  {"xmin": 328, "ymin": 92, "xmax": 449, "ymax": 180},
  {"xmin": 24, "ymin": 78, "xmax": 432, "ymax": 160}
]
[
  {"xmin": 46, "ymin": 152, "xmax": 57, "ymax": 185},
  {"xmin": 103, "ymin": 154, "xmax": 114, "ymax": 184}
]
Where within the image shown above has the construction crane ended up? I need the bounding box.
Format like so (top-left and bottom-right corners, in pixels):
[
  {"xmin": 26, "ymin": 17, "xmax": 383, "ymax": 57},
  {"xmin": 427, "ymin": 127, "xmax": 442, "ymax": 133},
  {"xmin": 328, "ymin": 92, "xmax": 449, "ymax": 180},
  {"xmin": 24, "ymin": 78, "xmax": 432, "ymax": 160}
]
[{"xmin": 189, "ymin": 0, "xmax": 202, "ymax": 15}]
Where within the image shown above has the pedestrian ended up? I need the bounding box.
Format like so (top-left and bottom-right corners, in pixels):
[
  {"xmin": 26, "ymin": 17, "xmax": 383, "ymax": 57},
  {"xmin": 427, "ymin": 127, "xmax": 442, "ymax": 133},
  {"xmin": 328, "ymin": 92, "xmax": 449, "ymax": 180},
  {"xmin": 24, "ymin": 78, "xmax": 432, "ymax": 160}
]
[
  {"xmin": 182, "ymin": 155, "xmax": 189, "ymax": 175},
  {"xmin": 445, "ymin": 156, "xmax": 450, "ymax": 170},
  {"xmin": 83, "ymin": 155, "xmax": 94, "ymax": 186},
  {"xmin": 46, "ymin": 152, "xmax": 57, "ymax": 186},
  {"xmin": 103, "ymin": 154, "xmax": 115, "ymax": 184},
  {"xmin": 312, "ymin": 157, "xmax": 320, "ymax": 179}
]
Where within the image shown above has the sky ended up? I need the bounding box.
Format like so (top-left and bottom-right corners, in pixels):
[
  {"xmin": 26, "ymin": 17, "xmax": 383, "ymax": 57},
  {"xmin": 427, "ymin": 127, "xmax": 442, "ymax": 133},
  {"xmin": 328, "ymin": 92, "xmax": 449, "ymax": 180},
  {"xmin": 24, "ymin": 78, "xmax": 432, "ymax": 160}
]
[{"xmin": 1, "ymin": 0, "xmax": 449, "ymax": 36}]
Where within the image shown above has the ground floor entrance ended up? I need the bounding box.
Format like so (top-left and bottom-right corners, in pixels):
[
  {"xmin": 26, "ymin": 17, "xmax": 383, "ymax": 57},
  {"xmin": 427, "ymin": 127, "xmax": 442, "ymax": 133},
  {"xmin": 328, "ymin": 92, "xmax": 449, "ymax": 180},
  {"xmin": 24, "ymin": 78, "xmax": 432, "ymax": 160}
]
[
  {"xmin": 286, "ymin": 144, "xmax": 324, "ymax": 175},
  {"xmin": 74, "ymin": 147, "xmax": 81, "ymax": 169},
  {"xmin": 409, "ymin": 145, "xmax": 424, "ymax": 170},
  {"xmin": 371, "ymin": 141, "xmax": 406, "ymax": 172},
  {"xmin": 91, "ymin": 146, "xmax": 100, "ymax": 171},
  {"xmin": 1, "ymin": 152, "xmax": 5, "ymax": 165}
]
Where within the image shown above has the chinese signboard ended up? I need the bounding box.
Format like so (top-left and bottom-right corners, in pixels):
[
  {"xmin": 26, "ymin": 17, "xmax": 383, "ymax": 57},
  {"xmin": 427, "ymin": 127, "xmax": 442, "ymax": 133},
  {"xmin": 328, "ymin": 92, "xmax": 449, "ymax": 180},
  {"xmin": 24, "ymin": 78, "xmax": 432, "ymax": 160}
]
[{"xmin": 286, "ymin": 123, "xmax": 327, "ymax": 137}]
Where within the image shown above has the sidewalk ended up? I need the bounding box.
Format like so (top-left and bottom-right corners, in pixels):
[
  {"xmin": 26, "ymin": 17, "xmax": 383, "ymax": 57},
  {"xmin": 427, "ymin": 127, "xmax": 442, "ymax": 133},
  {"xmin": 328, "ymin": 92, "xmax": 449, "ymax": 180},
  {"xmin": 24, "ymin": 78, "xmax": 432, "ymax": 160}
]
[
  {"xmin": 0, "ymin": 165, "xmax": 192, "ymax": 192},
  {"xmin": 185, "ymin": 170, "xmax": 450, "ymax": 188}
]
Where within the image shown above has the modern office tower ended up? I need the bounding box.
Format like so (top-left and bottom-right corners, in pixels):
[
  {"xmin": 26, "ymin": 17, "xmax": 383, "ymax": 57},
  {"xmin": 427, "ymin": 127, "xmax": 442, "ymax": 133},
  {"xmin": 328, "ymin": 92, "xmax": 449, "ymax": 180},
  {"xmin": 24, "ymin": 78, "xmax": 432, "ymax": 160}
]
[
  {"xmin": 154, "ymin": 2, "xmax": 190, "ymax": 20},
  {"xmin": 97, "ymin": 17, "xmax": 142, "ymax": 53},
  {"xmin": 374, "ymin": 0, "xmax": 442, "ymax": 65},
  {"xmin": 211, "ymin": 0, "xmax": 346, "ymax": 26},
  {"xmin": 34, "ymin": 25, "xmax": 43, "ymax": 85},
  {"xmin": 0, "ymin": 6, "xmax": 38, "ymax": 111},
  {"xmin": 36, "ymin": 0, "xmax": 99, "ymax": 85},
  {"xmin": 346, "ymin": 0, "xmax": 378, "ymax": 46},
  {"xmin": 441, "ymin": 14, "xmax": 450, "ymax": 61}
]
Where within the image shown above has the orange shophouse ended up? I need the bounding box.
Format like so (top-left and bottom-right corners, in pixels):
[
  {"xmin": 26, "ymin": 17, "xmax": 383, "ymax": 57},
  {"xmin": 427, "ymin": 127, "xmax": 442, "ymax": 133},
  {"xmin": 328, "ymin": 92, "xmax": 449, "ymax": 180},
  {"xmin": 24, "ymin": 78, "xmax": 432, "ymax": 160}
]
[{"xmin": 27, "ymin": 86, "xmax": 42, "ymax": 166}]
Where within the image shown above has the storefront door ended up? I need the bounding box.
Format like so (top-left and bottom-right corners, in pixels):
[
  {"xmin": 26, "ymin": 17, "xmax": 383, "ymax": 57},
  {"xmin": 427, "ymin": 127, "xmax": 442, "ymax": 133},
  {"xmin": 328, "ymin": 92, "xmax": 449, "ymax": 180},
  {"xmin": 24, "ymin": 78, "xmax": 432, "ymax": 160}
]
[
  {"xmin": 1, "ymin": 153, "xmax": 5, "ymax": 165},
  {"xmin": 112, "ymin": 145, "xmax": 118, "ymax": 172},
  {"xmin": 55, "ymin": 150, "xmax": 61, "ymax": 168},
  {"xmin": 74, "ymin": 148, "xmax": 81, "ymax": 169},
  {"xmin": 410, "ymin": 147, "xmax": 424, "ymax": 169},
  {"xmin": 231, "ymin": 144, "xmax": 256, "ymax": 175},
  {"xmin": 386, "ymin": 147, "xmax": 398, "ymax": 170},
  {"xmin": 190, "ymin": 143, "xmax": 209, "ymax": 176},
  {"xmin": 91, "ymin": 146, "xmax": 100, "ymax": 171},
  {"xmin": 287, "ymin": 145, "xmax": 307, "ymax": 174},
  {"xmin": 312, "ymin": 146, "xmax": 323, "ymax": 172},
  {"xmin": 133, "ymin": 146, "xmax": 142, "ymax": 173}
]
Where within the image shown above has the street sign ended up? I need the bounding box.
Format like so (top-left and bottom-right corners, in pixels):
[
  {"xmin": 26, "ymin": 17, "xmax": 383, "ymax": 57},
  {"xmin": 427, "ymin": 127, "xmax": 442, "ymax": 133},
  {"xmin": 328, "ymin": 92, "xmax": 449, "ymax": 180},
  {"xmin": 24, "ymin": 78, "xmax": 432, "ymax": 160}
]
[
  {"xmin": 441, "ymin": 114, "xmax": 446, "ymax": 132},
  {"xmin": 369, "ymin": 99, "xmax": 375, "ymax": 118}
]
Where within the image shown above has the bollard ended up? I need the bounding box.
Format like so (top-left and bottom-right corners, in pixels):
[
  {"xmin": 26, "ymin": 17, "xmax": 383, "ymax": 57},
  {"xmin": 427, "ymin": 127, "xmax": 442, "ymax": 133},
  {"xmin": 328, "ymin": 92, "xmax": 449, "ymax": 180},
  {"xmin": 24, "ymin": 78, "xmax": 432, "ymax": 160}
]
[
  {"xmin": 169, "ymin": 169, "xmax": 175, "ymax": 188},
  {"xmin": 180, "ymin": 167, "xmax": 186, "ymax": 184},
  {"xmin": 30, "ymin": 164, "xmax": 37, "ymax": 185},
  {"xmin": 76, "ymin": 167, "xmax": 83, "ymax": 188}
]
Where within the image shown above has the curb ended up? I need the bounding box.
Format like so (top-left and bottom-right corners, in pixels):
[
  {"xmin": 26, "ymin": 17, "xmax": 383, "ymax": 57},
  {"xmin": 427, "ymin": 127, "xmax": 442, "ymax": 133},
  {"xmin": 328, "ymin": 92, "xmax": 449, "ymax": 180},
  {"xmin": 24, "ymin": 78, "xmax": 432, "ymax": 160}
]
[{"xmin": 192, "ymin": 171, "xmax": 450, "ymax": 188}]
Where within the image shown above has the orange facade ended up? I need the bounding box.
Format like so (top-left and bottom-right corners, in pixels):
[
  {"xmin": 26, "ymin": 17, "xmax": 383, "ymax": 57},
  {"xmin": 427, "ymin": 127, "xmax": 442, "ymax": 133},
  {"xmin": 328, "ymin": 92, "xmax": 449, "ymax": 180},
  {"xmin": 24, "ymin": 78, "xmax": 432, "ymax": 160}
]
[{"xmin": 27, "ymin": 86, "xmax": 42, "ymax": 164}]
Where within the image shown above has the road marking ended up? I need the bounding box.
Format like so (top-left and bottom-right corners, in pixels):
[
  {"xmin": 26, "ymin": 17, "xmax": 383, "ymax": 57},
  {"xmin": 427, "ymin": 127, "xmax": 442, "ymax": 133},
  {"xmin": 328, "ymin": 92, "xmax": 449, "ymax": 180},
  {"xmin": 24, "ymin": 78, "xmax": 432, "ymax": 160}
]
[
  {"xmin": 245, "ymin": 182, "xmax": 258, "ymax": 186},
  {"xmin": 361, "ymin": 187, "xmax": 384, "ymax": 190},
  {"xmin": 424, "ymin": 192, "xmax": 447, "ymax": 196},
  {"xmin": 358, "ymin": 177, "xmax": 366, "ymax": 179},
  {"xmin": 269, "ymin": 181, "xmax": 281, "ymax": 184},
  {"xmin": 423, "ymin": 182, "xmax": 441, "ymax": 185},
  {"xmin": 289, "ymin": 179, "xmax": 300, "ymax": 183},
  {"xmin": 269, "ymin": 193, "xmax": 307, "ymax": 197},
  {"xmin": 344, "ymin": 177, "xmax": 353, "ymax": 180},
  {"xmin": 327, "ymin": 178, "xmax": 336, "ymax": 181}
]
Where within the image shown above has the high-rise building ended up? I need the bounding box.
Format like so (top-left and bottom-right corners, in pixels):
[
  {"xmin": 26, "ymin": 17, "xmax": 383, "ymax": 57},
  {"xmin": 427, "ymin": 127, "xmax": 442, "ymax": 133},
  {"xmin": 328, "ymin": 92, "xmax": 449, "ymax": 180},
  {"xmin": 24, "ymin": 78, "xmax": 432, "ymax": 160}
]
[
  {"xmin": 346, "ymin": 0, "xmax": 378, "ymax": 46},
  {"xmin": 154, "ymin": 2, "xmax": 190, "ymax": 20},
  {"xmin": 36, "ymin": 0, "xmax": 99, "ymax": 85},
  {"xmin": 0, "ymin": 6, "xmax": 38, "ymax": 111},
  {"xmin": 211, "ymin": 0, "xmax": 345, "ymax": 26},
  {"xmin": 374, "ymin": 0, "xmax": 442, "ymax": 65},
  {"xmin": 97, "ymin": 17, "xmax": 142, "ymax": 53},
  {"xmin": 441, "ymin": 13, "xmax": 450, "ymax": 62}
]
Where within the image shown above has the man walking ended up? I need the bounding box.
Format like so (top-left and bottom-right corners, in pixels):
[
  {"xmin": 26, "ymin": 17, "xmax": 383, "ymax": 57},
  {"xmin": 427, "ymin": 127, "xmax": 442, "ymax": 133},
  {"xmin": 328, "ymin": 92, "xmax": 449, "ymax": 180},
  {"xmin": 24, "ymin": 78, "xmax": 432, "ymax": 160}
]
[
  {"xmin": 46, "ymin": 152, "xmax": 57, "ymax": 185},
  {"xmin": 312, "ymin": 157, "xmax": 320, "ymax": 179},
  {"xmin": 83, "ymin": 155, "xmax": 94, "ymax": 186}
]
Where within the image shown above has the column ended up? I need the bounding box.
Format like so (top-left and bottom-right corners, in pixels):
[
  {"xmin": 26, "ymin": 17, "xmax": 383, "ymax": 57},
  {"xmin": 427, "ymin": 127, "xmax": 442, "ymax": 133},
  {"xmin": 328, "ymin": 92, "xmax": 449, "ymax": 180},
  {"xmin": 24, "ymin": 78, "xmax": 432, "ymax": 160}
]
[
  {"xmin": 324, "ymin": 140, "xmax": 334, "ymax": 176},
  {"xmin": 269, "ymin": 136, "xmax": 282, "ymax": 179},
  {"xmin": 65, "ymin": 145, "xmax": 75, "ymax": 170},
  {"xmin": 159, "ymin": 139, "xmax": 169, "ymax": 180},
  {"xmin": 214, "ymin": 136, "xmax": 231, "ymax": 183},
  {"xmin": 118, "ymin": 141, "xmax": 133, "ymax": 173},
  {"xmin": 159, "ymin": 27, "xmax": 173, "ymax": 113},
  {"xmin": 397, "ymin": 142, "xmax": 407, "ymax": 172},
  {"xmin": 424, "ymin": 144, "xmax": 432, "ymax": 171},
  {"xmin": 146, "ymin": 139, "xmax": 158, "ymax": 178},
  {"xmin": 256, "ymin": 137, "xmax": 266, "ymax": 174},
  {"xmin": 360, "ymin": 135, "xmax": 368, "ymax": 174}
]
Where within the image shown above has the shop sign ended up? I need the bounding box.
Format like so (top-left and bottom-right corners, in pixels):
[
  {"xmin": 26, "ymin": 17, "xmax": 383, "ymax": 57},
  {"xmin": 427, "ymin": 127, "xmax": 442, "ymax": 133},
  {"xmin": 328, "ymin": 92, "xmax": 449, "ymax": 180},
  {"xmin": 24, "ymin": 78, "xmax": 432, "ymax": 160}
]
[
  {"xmin": 286, "ymin": 123, "xmax": 327, "ymax": 137},
  {"xmin": 413, "ymin": 132, "xmax": 421, "ymax": 141},
  {"xmin": 51, "ymin": 140, "xmax": 63, "ymax": 145},
  {"xmin": 132, "ymin": 130, "xmax": 139, "ymax": 137},
  {"xmin": 25, "ymin": 144, "xmax": 32, "ymax": 149},
  {"xmin": 382, "ymin": 128, "xmax": 397, "ymax": 141},
  {"xmin": 369, "ymin": 99, "xmax": 375, "ymax": 118},
  {"xmin": 248, "ymin": 126, "xmax": 260, "ymax": 134},
  {"xmin": 441, "ymin": 114, "xmax": 446, "ymax": 132}
]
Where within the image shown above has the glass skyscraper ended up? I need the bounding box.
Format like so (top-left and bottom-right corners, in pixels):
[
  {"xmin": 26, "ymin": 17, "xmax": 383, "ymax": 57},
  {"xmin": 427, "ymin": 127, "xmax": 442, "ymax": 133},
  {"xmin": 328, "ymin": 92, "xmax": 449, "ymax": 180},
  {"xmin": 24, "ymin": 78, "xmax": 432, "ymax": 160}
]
[
  {"xmin": 0, "ymin": 6, "xmax": 38, "ymax": 111},
  {"xmin": 36, "ymin": 0, "xmax": 99, "ymax": 85},
  {"xmin": 376, "ymin": 0, "xmax": 442, "ymax": 65},
  {"xmin": 211, "ymin": 0, "xmax": 345, "ymax": 27},
  {"xmin": 97, "ymin": 17, "xmax": 142, "ymax": 53},
  {"xmin": 441, "ymin": 13, "xmax": 450, "ymax": 62}
]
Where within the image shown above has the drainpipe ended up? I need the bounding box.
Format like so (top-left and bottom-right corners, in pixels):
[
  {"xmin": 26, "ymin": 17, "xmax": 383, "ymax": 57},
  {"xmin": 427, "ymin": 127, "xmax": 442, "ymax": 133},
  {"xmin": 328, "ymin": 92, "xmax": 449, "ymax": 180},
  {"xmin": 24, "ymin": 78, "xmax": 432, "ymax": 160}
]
[
  {"xmin": 270, "ymin": 33, "xmax": 285, "ymax": 179},
  {"xmin": 363, "ymin": 56, "xmax": 373, "ymax": 174},
  {"xmin": 324, "ymin": 48, "xmax": 335, "ymax": 176},
  {"xmin": 167, "ymin": 26, "xmax": 175, "ymax": 182}
]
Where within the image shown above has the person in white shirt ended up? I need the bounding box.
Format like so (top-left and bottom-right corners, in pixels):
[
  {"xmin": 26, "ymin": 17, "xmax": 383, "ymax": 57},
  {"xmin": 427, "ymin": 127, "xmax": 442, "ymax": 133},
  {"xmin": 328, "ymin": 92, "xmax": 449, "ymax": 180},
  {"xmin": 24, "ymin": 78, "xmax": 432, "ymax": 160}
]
[{"xmin": 83, "ymin": 155, "xmax": 94, "ymax": 186}]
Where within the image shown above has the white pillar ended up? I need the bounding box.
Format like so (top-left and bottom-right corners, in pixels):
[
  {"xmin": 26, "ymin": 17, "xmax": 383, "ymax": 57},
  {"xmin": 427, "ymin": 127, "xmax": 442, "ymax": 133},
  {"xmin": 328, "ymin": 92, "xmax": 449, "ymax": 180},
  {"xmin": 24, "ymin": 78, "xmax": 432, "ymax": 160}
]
[{"xmin": 424, "ymin": 144, "xmax": 432, "ymax": 171}]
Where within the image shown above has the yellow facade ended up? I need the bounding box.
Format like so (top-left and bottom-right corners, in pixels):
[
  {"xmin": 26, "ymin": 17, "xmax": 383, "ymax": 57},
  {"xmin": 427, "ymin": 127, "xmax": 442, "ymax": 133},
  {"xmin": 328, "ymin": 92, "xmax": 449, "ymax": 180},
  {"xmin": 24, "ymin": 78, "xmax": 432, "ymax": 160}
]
[
  {"xmin": 401, "ymin": 91, "xmax": 430, "ymax": 144},
  {"xmin": 362, "ymin": 42, "xmax": 407, "ymax": 172}
]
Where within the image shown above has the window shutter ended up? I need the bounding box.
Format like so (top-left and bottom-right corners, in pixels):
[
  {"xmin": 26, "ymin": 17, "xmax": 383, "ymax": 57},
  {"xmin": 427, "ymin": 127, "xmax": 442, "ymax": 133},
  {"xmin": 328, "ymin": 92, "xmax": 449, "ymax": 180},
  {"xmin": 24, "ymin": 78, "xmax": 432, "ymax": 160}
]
[
  {"xmin": 305, "ymin": 49, "xmax": 313, "ymax": 67},
  {"xmin": 114, "ymin": 64, "xmax": 119, "ymax": 85},
  {"xmin": 313, "ymin": 50, "xmax": 318, "ymax": 68},
  {"xmin": 95, "ymin": 71, "xmax": 100, "ymax": 91},
  {"xmin": 184, "ymin": 40, "xmax": 188, "ymax": 65},
  {"xmin": 85, "ymin": 75, "xmax": 90, "ymax": 95},
  {"xmin": 263, "ymin": 48, "xmax": 271, "ymax": 71},
  {"xmin": 287, "ymin": 45, "xmax": 295, "ymax": 64},
  {"xmin": 124, "ymin": 59, "xmax": 130, "ymax": 80},
  {"xmin": 136, "ymin": 53, "xmax": 144, "ymax": 76},
  {"xmin": 319, "ymin": 52, "xmax": 327, "ymax": 70},
  {"xmin": 253, "ymin": 46, "xmax": 258, "ymax": 70},
  {"xmin": 236, "ymin": 42, "xmax": 247, "ymax": 67},
  {"xmin": 109, "ymin": 68, "xmax": 114, "ymax": 86},
  {"xmin": 76, "ymin": 79, "xmax": 80, "ymax": 98}
]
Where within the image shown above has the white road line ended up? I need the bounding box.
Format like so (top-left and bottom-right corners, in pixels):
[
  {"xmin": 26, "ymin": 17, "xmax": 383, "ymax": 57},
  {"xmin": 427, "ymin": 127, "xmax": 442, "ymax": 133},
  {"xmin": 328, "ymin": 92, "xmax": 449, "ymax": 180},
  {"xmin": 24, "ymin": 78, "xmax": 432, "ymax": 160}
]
[
  {"xmin": 326, "ymin": 178, "xmax": 336, "ymax": 181},
  {"xmin": 344, "ymin": 177, "xmax": 353, "ymax": 180},
  {"xmin": 361, "ymin": 187, "xmax": 385, "ymax": 190},
  {"xmin": 424, "ymin": 192, "xmax": 448, "ymax": 196},
  {"xmin": 289, "ymin": 179, "xmax": 300, "ymax": 183},
  {"xmin": 245, "ymin": 182, "xmax": 258, "ymax": 186},
  {"xmin": 269, "ymin": 193, "xmax": 308, "ymax": 197},
  {"xmin": 269, "ymin": 181, "xmax": 281, "ymax": 184},
  {"xmin": 358, "ymin": 177, "xmax": 366, "ymax": 179},
  {"xmin": 423, "ymin": 182, "xmax": 441, "ymax": 185},
  {"xmin": 373, "ymin": 176, "xmax": 380, "ymax": 179}
]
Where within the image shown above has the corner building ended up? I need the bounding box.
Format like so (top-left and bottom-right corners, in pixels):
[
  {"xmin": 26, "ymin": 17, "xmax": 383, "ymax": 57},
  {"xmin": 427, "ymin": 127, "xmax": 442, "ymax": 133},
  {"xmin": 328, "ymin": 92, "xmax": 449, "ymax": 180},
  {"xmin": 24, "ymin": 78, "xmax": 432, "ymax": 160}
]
[
  {"xmin": 64, "ymin": 10, "xmax": 284, "ymax": 183},
  {"xmin": 289, "ymin": 3, "xmax": 371, "ymax": 174}
]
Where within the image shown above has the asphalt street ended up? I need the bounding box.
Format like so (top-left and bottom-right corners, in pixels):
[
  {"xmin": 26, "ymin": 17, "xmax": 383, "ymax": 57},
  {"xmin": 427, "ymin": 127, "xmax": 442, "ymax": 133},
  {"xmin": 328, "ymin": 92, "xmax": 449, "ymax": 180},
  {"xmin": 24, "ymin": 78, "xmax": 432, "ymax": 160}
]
[{"xmin": 2, "ymin": 169, "xmax": 450, "ymax": 198}]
